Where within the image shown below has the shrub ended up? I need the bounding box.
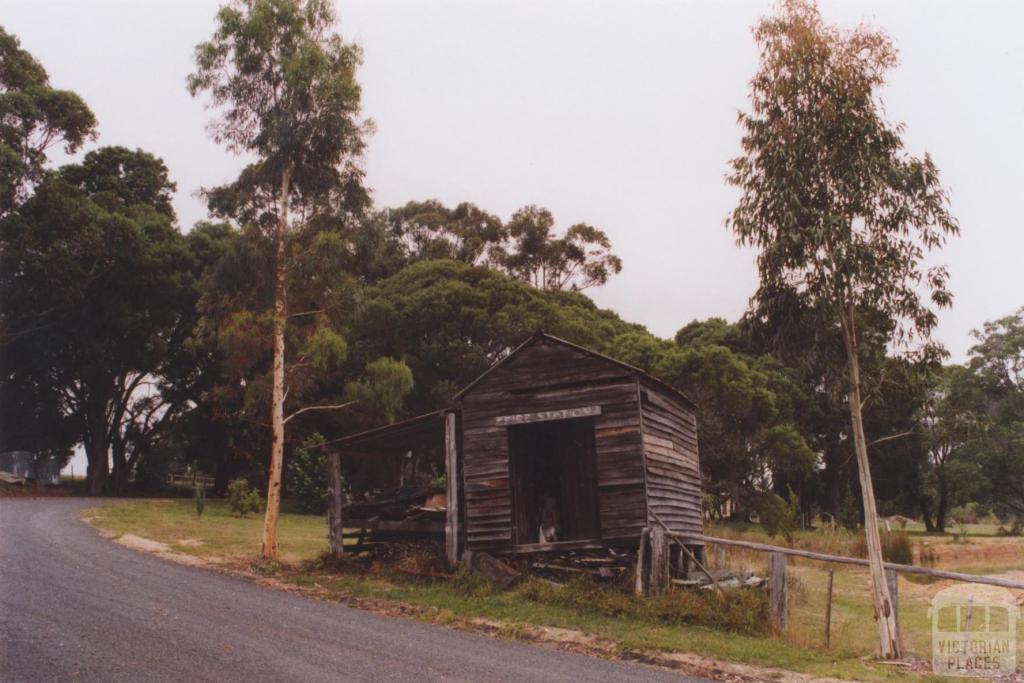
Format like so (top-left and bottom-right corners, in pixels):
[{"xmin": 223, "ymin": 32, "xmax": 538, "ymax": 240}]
[
  {"xmin": 226, "ymin": 478, "xmax": 262, "ymax": 517},
  {"xmin": 853, "ymin": 529, "xmax": 913, "ymax": 565},
  {"xmin": 997, "ymin": 518, "xmax": 1023, "ymax": 537},
  {"xmin": 838, "ymin": 490, "xmax": 862, "ymax": 530},
  {"xmin": 285, "ymin": 433, "xmax": 338, "ymax": 514},
  {"xmin": 754, "ymin": 489, "xmax": 799, "ymax": 541}
]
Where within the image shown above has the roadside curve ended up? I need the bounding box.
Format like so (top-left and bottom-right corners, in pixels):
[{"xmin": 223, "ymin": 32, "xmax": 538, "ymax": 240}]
[{"xmin": 0, "ymin": 498, "xmax": 710, "ymax": 683}]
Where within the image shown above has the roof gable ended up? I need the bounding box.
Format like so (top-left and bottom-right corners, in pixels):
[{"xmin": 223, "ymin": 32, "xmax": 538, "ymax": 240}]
[{"xmin": 454, "ymin": 332, "xmax": 695, "ymax": 410}]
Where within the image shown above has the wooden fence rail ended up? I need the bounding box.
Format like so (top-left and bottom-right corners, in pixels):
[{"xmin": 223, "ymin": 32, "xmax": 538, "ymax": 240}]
[{"xmin": 678, "ymin": 533, "xmax": 1024, "ymax": 591}]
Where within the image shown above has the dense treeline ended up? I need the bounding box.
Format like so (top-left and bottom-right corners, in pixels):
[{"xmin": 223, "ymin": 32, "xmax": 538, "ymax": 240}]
[{"xmin": 0, "ymin": 7, "xmax": 1020, "ymax": 537}]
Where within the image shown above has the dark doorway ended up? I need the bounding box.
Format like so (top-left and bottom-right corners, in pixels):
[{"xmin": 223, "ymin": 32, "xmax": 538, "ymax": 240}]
[{"xmin": 508, "ymin": 418, "xmax": 599, "ymax": 545}]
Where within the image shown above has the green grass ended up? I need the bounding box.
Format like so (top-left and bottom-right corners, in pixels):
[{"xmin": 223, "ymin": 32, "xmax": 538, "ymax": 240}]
[
  {"xmin": 86, "ymin": 501, "xmax": 1020, "ymax": 682},
  {"xmin": 84, "ymin": 499, "xmax": 330, "ymax": 563}
]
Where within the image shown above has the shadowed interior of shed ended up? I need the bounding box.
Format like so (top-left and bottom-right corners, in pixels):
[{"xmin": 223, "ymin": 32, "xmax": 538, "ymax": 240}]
[{"xmin": 509, "ymin": 417, "xmax": 599, "ymax": 544}]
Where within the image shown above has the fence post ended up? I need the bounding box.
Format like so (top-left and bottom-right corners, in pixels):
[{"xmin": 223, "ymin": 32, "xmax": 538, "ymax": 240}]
[
  {"xmin": 444, "ymin": 411, "xmax": 460, "ymax": 568},
  {"xmin": 327, "ymin": 451, "xmax": 344, "ymax": 557},
  {"xmin": 635, "ymin": 527, "xmax": 651, "ymax": 595},
  {"xmin": 768, "ymin": 551, "xmax": 788, "ymax": 632},
  {"xmin": 885, "ymin": 568, "xmax": 900, "ymax": 639},
  {"xmin": 649, "ymin": 526, "xmax": 670, "ymax": 596},
  {"xmin": 824, "ymin": 569, "xmax": 834, "ymax": 648}
]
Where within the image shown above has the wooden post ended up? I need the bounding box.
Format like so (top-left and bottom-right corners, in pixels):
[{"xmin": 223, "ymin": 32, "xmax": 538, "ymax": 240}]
[
  {"xmin": 635, "ymin": 527, "xmax": 651, "ymax": 595},
  {"xmin": 824, "ymin": 569, "xmax": 834, "ymax": 648},
  {"xmin": 717, "ymin": 546, "xmax": 726, "ymax": 570},
  {"xmin": 671, "ymin": 544, "xmax": 684, "ymax": 578},
  {"xmin": 444, "ymin": 411, "xmax": 460, "ymax": 568},
  {"xmin": 649, "ymin": 526, "xmax": 670, "ymax": 596},
  {"xmin": 768, "ymin": 551, "xmax": 788, "ymax": 632},
  {"xmin": 886, "ymin": 568, "xmax": 900, "ymax": 641},
  {"xmin": 327, "ymin": 451, "xmax": 344, "ymax": 557}
]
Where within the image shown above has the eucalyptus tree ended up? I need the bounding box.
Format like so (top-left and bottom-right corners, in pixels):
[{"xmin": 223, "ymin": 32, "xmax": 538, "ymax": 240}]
[
  {"xmin": 189, "ymin": 0, "xmax": 393, "ymax": 558},
  {"xmin": 501, "ymin": 205, "xmax": 622, "ymax": 291},
  {"xmin": 967, "ymin": 308, "xmax": 1024, "ymax": 516},
  {"xmin": 0, "ymin": 26, "xmax": 96, "ymax": 215},
  {"xmin": 727, "ymin": 0, "xmax": 958, "ymax": 657}
]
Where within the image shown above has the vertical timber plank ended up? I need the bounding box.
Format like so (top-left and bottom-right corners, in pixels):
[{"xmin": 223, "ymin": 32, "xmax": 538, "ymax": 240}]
[
  {"xmin": 327, "ymin": 451, "xmax": 344, "ymax": 557},
  {"xmin": 650, "ymin": 526, "xmax": 670, "ymax": 596},
  {"xmin": 768, "ymin": 551, "xmax": 788, "ymax": 632},
  {"xmin": 444, "ymin": 411, "xmax": 460, "ymax": 567}
]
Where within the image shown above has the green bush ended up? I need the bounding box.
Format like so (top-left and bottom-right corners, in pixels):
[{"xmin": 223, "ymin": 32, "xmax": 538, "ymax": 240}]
[
  {"xmin": 853, "ymin": 529, "xmax": 913, "ymax": 565},
  {"xmin": 285, "ymin": 433, "xmax": 336, "ymax": 514},
  {"xmin": 838, "ymin": 490, "xmax": 862, "ymax": 530},
  {"xmin": 754, "ymin": 489, "xmax": 799, "ymax": 541},
  {"xmin": 226, "ymin": 478, "xmax": 262, "ymax": 517}
]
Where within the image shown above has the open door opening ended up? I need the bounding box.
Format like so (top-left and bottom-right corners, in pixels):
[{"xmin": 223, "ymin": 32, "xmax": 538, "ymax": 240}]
[{"xmin": 508, "ymin": 417, "xmax": 599, "ymax": 545}]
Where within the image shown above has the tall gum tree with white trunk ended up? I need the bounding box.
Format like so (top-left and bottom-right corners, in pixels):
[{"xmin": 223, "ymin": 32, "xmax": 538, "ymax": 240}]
[
  {"xmin": 189, "ymin": 0, "xmax": 372, "ymax": 559},
  {"xmin": 726, "ymin": 0, "xmax": 958, "ymax": 658}
]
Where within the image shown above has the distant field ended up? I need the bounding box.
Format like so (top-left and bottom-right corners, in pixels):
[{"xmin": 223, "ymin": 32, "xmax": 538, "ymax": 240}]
[
  {"xmin": 705, "ymin": 521, "xmax": 1024, "ymax": 666},
  {"xmin": 86, "ymin": 500, "xmax": 1023, "ymax": 682}
]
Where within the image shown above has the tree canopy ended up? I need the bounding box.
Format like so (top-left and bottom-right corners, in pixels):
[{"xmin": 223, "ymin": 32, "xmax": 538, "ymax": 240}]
[{"xmin": 0, "ymin": 26, "xmax": 96, "ymax": 215}]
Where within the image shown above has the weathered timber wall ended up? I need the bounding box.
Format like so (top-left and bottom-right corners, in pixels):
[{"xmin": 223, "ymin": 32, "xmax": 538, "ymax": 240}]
[
  {"xmin": 639, "ymin": 377, "xmax": 704, "ymax": 539},
  {"xmin": 459, "ymin": 338, "xmax": 648, "ymax": 549}
]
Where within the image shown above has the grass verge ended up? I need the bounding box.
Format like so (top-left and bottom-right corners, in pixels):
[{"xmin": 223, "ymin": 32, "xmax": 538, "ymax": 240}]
[{"xmin": 85, "ymin": 500, "xmax": 1014, "ymax": 682}]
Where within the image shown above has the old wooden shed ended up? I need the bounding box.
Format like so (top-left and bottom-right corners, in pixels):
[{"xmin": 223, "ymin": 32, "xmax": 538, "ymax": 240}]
[{"xmin": 327, "ymin": 332, "xmax": 703, "ymax": 564}]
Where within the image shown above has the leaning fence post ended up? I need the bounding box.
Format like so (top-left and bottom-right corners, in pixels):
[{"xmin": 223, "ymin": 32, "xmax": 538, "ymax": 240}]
[
  {"xmin": 768, "ymin": 551, "xmax": 788, "ymax": 632},
  {"xmin": 885, "ymin": 568, "xmax": 900, "ymax": 639}
]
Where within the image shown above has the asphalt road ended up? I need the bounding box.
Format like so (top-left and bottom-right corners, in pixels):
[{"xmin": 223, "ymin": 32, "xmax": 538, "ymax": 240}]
[{"xmin": 0, "ymin": 498, "xmax": 709, "ymax": 682}]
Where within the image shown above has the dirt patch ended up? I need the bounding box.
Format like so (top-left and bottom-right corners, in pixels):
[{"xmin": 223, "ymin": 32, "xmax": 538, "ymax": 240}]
[
  {"xmin": 177, "ymin": 539, "xmax": 204, "ymax": 547},
  {"xmin": 113, "ymin": 533, "xmax": 218, "ymax": 568}
]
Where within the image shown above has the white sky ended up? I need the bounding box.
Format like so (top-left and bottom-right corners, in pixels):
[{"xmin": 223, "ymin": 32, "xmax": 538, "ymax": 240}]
[{"xmin": 6, "ymin": 0, "xmax": 1023, "ymax": 363}]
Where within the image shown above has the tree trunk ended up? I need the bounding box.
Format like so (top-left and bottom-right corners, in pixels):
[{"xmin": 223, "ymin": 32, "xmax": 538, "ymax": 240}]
[
  {"xmin": 842, "ymin": 307, "xmax": 902, "ymax": 659},
  {"xmin": 935, "ymin": 475, "xmax": 948, "ymax": 533},
  {"xmin": 915, "ymin": 494, "xmax": 936, "ymax": 533},
  {"xmin": 110, "ymin": 435, "xmax": 129, "ymax": 496},
  {"xmin": 261, "ymin": 168, "xmax": 291, "ymax": 561},
  {"xmin": 84, "ymin": 402, "xmax": 109, "ymax": 496},
  {"xmin": 85, "ymin": 432, "xmax": 109, "ymax": 496}
]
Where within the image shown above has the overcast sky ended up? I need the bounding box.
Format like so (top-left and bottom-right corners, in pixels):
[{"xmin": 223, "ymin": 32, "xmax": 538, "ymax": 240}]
[{"xmin": 7, "ymin": 0, "xmax": 1023, "ymax": 362}]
